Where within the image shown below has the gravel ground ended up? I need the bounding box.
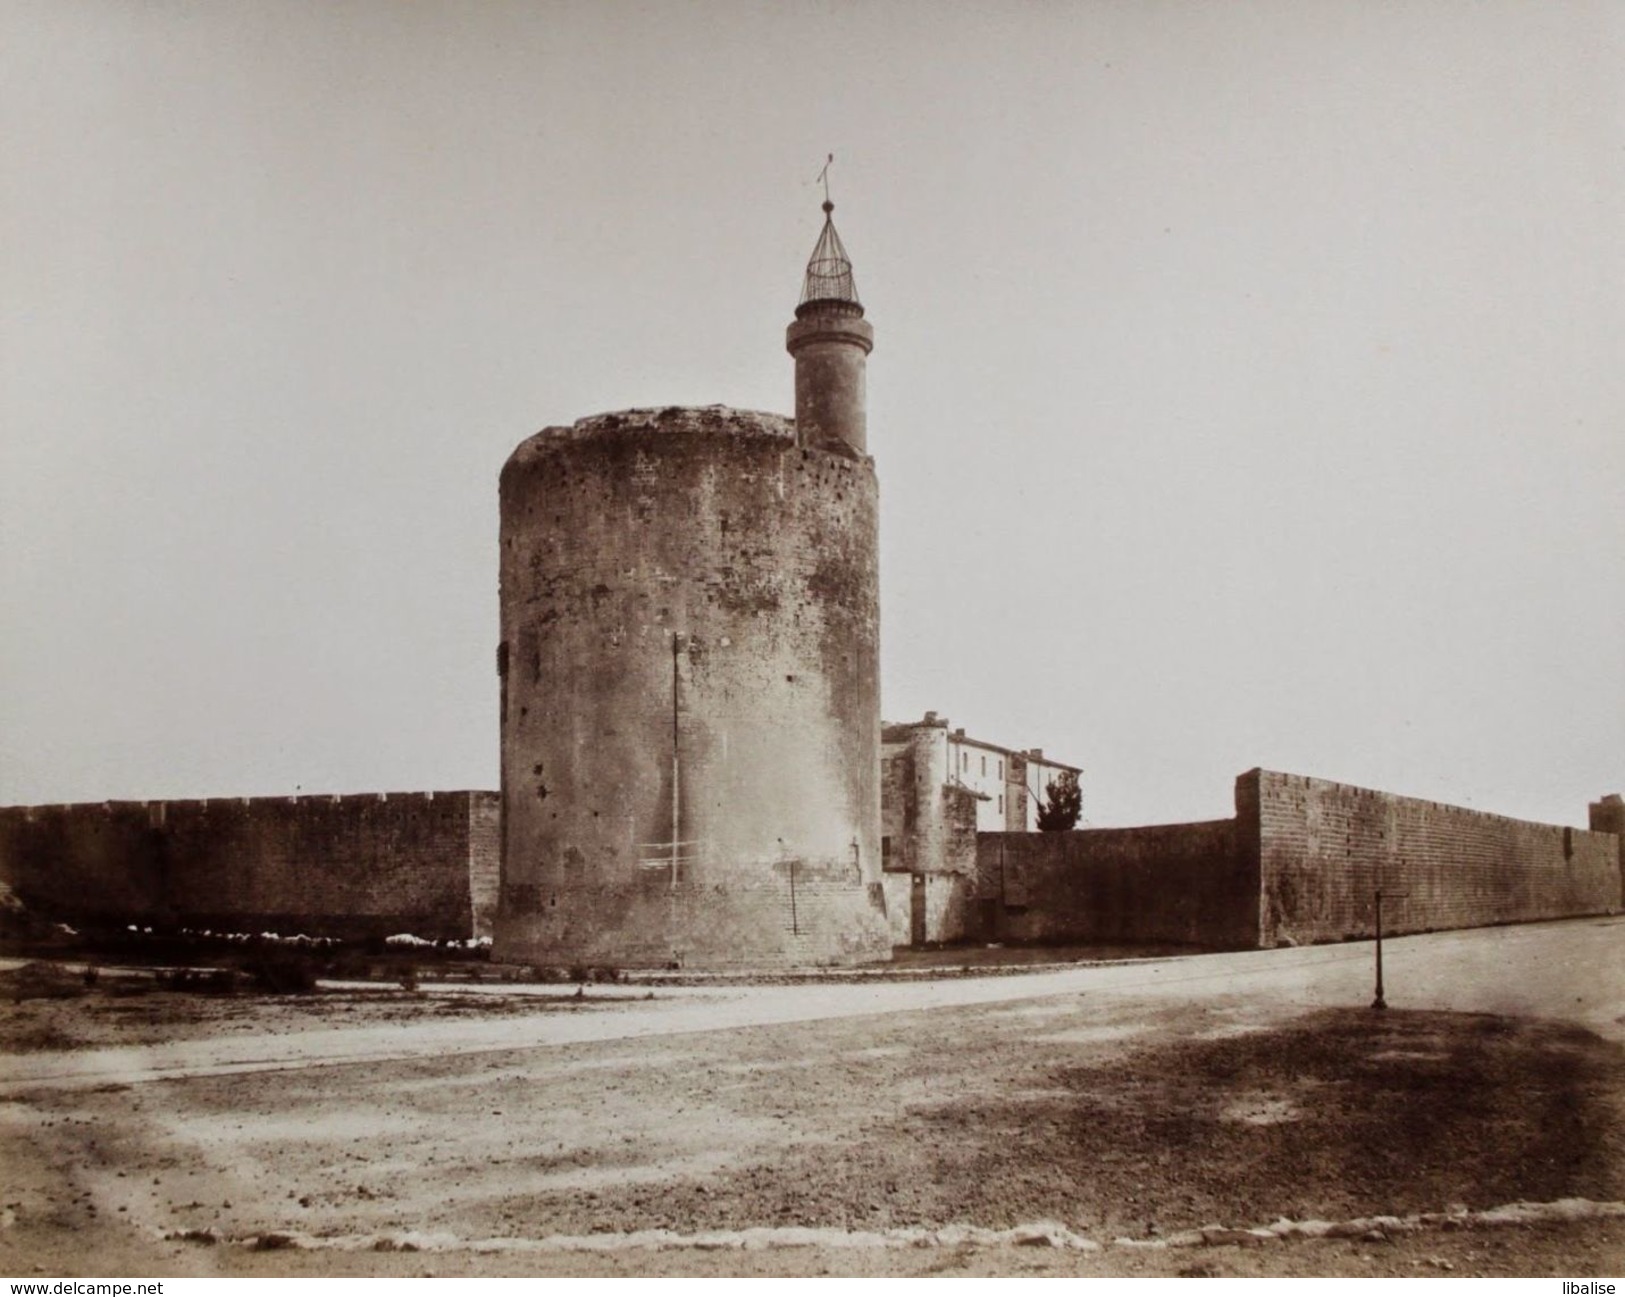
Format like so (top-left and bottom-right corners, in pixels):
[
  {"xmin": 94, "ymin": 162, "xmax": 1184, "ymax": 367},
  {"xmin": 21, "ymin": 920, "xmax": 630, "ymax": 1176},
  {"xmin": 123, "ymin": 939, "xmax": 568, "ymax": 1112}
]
[
  {"xmin": 0, "ymin": 976, "xmax": 622, "ymax": 1054},
  {"xmin": 0, "ymin": 919, "xmax": 1620, "ymax": 1278}
]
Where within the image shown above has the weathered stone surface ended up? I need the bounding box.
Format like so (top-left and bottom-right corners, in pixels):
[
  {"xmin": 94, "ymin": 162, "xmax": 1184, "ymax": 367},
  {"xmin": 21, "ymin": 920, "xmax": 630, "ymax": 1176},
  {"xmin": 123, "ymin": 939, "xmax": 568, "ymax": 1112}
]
[
  {"xmin": 0, "ymin": 792, "xmax": 499, "ymax": 940},
  {"xmin": 1247, "ymin": 769, "xmax": 1622, "ymax": 947},
  {"xmin": 1590, "ymin": 793, "xmax": 1625, "ymax": 880},
  {"xmin": 976, "ymin": 818, "xmax": 1252, "ymax": 947},
  {"xmin": 787, "ymin": 302, "xmax": 872, "ymax": 454},
  {"xmin": 495, "ymin": 406, "xmax": 889, "ymax": 968},
  {"xmin": 971, "ymin": 771, "xmax": 1621, "ymax": 950}
]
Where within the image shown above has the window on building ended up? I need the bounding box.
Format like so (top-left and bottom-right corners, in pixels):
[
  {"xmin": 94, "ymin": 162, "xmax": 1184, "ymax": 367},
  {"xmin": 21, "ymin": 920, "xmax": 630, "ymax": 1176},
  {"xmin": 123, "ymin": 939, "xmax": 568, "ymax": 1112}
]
[
  {"xmin": 998, "ymin": 795, "xmax": 1004, "ymax": 815},
  {"xmin": 882, "ymin": 835, "xmax": 893, "ymax": 863},
  {"xmin": 998, "ymin": 759, "xmax": 1004, "ymax": 779}
]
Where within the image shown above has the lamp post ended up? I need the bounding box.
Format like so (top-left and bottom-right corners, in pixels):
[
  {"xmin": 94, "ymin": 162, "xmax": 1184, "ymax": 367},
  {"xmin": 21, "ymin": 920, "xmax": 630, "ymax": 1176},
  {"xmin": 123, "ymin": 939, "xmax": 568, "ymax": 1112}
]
[
  {"xmin": 1372, "ymin": 889, "xmax": 1387, "ymax": 1010},
  {"xmin": 1372, "ymin": 887, "xmax": 1409, "ymax": 1011}
]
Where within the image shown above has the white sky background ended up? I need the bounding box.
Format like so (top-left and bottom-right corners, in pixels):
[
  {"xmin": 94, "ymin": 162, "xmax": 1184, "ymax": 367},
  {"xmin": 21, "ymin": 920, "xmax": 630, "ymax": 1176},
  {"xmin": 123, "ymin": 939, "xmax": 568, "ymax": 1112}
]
[{"xmin": 1, "ymin": 0, "xmax": 1620, "ymax": 828}]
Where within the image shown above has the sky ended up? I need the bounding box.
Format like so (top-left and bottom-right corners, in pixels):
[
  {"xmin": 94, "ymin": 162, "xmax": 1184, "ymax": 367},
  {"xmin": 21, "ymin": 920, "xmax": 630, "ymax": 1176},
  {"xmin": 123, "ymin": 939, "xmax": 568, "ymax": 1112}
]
[{"xmin": 1, "ymin": 0, "xmax": 1620, "ymax": 828}]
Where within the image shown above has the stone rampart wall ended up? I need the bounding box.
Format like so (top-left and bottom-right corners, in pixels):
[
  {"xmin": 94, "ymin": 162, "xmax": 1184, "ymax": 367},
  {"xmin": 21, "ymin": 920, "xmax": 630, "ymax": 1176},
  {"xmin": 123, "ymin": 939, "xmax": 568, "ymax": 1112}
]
[
  {"xmin": 972, "ymin": 771, "xmax": 1620, "ymax": 950},
  {"xmin": 975, "ymin": 819, "xmax": 1252, "ymax": 947},
  {"xmin": 0, "ymin": 791, "xmax": 499, "ymax": 940},
  {"xmin": 1242, "ymin": 769, "xmax": 1621, "ymax": 947}
]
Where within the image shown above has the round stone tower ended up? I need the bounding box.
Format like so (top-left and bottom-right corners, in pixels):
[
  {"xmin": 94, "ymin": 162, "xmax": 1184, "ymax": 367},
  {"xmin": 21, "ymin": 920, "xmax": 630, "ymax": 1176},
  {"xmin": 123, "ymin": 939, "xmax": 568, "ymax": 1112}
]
[{"xmin": 493, "ymin": 203, "xmax": 890, "ymax": 968}]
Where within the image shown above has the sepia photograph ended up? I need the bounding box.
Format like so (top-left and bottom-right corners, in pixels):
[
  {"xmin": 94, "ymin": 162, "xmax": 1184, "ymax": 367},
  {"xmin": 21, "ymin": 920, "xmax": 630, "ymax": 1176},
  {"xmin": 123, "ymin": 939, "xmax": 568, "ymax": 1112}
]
[{"xmin": 1, "ymin": 0, "xmax": 1622, "ymax": 1283}]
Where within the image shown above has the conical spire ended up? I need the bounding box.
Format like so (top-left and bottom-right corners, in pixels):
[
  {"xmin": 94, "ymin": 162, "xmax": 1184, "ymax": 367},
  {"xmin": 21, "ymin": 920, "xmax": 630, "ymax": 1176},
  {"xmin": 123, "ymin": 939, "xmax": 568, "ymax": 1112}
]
[{"xmin": 797, "ymin": 201, "xmax": 863, "ymax": 316}]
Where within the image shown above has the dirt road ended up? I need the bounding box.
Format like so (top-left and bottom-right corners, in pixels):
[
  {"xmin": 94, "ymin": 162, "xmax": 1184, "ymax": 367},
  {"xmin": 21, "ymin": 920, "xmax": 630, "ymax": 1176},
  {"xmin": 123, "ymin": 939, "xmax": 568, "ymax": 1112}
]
[
  {"xmin": 1, "ymin": 918, "xmax": 1620, "ymax": 1278},
  {"xmin": 5, "ymin": 917, "xmax": 1619, "ymax": 1094}
]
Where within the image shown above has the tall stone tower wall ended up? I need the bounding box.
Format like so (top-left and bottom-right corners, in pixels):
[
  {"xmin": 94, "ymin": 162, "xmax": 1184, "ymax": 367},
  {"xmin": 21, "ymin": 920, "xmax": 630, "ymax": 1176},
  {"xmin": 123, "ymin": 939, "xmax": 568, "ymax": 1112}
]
[
  {"xmin": 494, "ymin": 406, "xmax": 890, "ymax": 967},
  {"xmin": 787, "ymin": 311, "xmax": 872, "ymax": 453}
]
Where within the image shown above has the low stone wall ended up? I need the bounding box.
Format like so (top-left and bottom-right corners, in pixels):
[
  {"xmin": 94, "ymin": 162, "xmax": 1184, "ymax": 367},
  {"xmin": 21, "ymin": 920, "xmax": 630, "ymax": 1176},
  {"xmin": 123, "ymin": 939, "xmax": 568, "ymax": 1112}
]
[{"xmin": 0, "ymin": 791, "xmax": 501, "ymax": 941}]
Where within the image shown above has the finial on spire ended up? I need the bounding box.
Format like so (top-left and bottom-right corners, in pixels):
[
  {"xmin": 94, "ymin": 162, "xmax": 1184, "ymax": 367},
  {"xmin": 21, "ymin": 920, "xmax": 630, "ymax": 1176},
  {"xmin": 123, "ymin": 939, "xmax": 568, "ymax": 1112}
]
[{"xmin": 817, "ymin": 153, "xmax": 834, "ymax": 207}]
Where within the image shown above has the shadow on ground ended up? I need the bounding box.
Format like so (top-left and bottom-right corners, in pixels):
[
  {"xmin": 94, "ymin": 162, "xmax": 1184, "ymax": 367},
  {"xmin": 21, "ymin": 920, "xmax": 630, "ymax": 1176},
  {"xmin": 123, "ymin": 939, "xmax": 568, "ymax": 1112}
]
[{"xmin": 535, "ymin": 1008, "xmax": 1623, "ymax": 1238}]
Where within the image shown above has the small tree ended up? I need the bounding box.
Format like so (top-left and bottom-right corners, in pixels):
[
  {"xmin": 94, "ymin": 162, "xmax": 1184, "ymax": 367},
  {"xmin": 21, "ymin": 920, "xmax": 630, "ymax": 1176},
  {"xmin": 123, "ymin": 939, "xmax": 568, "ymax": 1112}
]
[{"xmin": 1036, "ymin": 770, "xmax": 1082, "ymax": 831}]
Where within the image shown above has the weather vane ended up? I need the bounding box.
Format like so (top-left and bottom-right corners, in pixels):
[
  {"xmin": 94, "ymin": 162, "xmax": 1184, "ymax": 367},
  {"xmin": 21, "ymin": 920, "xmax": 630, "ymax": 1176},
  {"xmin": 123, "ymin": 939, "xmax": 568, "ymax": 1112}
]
[{"xmin": 816, "ymin": 153, "xmax": 834, "ymax": 208}]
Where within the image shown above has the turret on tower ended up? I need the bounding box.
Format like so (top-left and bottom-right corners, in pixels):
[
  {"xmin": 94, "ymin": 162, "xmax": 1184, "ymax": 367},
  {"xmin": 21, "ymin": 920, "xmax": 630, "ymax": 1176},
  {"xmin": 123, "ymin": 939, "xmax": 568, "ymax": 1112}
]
[{"xmin": 787, "ymin": 200, "xmax": 874, "ymax": 454}]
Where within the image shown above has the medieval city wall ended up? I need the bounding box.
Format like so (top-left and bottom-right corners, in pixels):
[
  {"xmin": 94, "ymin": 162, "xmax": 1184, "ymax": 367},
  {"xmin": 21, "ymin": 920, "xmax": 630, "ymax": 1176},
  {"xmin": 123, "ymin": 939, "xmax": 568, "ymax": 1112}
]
[
  {"xmin": 971, "ymin": 771, "xmax": 1620, "ymax": 951},
  {"xmin": 975, "ymin": 819, "xmax": 1253, "ymax": 948},
  {"xmin": 1243, "ymin": 769, "xmax": 1621, "ymax": 948},
  {"xmin": 5, "ymin": 773, "xmax": 1613, "ymax": 955},
  {"xmin": 0, "ymin": 791, "xmax": 500, "ymax": 940}
]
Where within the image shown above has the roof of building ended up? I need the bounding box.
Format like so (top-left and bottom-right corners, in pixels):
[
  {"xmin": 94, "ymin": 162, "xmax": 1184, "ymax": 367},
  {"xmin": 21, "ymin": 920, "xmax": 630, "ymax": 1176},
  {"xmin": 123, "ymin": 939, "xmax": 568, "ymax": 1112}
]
[{"xmin": 882, "ymin": 716, "xmax": 1082, "ymax": 774}]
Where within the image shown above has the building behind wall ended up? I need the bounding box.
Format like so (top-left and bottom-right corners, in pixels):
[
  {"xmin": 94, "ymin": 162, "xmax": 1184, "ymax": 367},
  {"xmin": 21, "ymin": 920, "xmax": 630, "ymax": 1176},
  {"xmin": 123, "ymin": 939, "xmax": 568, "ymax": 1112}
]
[{"xmin": 879, "ymin": 711, "xmax": 1082, "ymax": 946}]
